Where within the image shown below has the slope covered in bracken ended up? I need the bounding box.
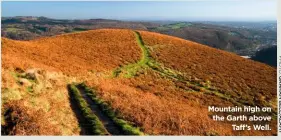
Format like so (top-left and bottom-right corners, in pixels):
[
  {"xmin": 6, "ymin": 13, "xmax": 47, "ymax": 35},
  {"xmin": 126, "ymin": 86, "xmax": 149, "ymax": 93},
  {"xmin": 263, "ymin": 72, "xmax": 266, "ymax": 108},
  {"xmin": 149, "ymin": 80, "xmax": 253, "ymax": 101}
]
[
  {"xmin": 139, "ymin": 30, "xmax": 276, "ymax": 109},
  {"xmin": 2, "ymin": 29, "xmax": 141, "ymax": 74},
  {"xmin": 1, "ymin": 29, "xmax": 277, "ymax": 136}
]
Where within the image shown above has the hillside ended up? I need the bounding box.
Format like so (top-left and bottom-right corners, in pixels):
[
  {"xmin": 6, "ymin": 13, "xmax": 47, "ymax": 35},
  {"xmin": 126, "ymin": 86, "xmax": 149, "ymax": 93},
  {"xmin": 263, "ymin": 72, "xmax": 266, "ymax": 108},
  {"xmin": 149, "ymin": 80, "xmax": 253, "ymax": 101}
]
[
  {"xmin": 150, "ymin": 22, "xmax": 277, "ymax": 56},
  {"xmin": 251, "ymin": 46, "xmax": 277, "ymax": 67},
  {"xmin": 1, "ymin": 29, "xmax": 277, "ymax": 136},
  {"xmin": 1, "ymin": 17, "xmax": 159, "ymax": 40},
  {"xmin": 2, "ymin": 17, "xmax": 277, "ymax": 57},
  {"xmin": 2, "ymin": 29, "xmax": 142, "ymax": 74}
]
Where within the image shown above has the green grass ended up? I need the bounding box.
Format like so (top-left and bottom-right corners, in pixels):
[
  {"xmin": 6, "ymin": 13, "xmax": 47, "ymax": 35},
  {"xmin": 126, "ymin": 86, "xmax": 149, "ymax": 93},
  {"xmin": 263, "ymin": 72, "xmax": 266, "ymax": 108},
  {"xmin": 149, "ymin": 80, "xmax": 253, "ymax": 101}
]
[
  {"xmin": 170, "ymin": 22, "xmax": 192, "ymax": 28},
  {"xmin": 67, "ymin": 84, "xmax": 108, "ymax": 135},
  {"xmin": 5, "ymin": 27, "xmax": 22, "ymax": 32},
  {"xmin": 72, "ymin": 28, "xmax": 88, "ymax": 33},
  {"xmin": 78, "ymin": 83, "xmax": 145, "ymax": 135},
  {"xmin": 155, "ymin": 22, "xmax": 192, "ymax": 31},
  {"xmin": 26, "ymin": 86, "xmax": 34, "ymax": 93},
  {"xmin": 111, "ymin": 31, "xmax": 154, "ymax": 78},
  {"xmin": 155, "ymin": 26, "xmax": 169, "ymax": 31}
]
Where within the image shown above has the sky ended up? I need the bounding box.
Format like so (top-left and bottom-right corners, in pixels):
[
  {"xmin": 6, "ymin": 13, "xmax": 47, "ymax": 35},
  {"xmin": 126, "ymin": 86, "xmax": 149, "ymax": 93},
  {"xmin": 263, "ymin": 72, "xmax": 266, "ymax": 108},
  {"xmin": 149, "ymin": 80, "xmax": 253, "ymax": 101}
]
[{"xmin": 1, "ymin": 0, "xmax": 277, "ymax": 21}]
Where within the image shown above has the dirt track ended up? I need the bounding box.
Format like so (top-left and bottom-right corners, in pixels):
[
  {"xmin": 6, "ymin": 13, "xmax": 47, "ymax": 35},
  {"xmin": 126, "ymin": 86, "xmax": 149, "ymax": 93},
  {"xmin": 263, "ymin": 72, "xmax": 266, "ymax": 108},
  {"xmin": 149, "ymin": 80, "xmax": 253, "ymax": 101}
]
[{"xmin": 76, "ymin": 85, "xmax": 123, "ymax": 135}]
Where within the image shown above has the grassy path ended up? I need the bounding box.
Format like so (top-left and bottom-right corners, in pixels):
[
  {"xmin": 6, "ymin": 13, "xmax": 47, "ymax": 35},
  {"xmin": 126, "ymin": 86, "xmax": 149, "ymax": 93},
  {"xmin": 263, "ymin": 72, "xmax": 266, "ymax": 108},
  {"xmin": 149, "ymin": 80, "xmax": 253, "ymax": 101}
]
[
  {"xmin": 68, "ymin": 83, "xmax": 144, "ymax": 135},
  {"xmin": 68, "ymin": 84, "xmax": 109, "ymax": 135},
  {"xmin": 76, "ymin": 84, "xmax": 122, "ymax": 135},
  {"xmin": 111, "ymin": 31, "xmax": 275, "ymax": 112},
  {"xmin": 78, "ymin": 83, "xmax": 145, "ymax": 135},
  {"xmin": 112, "ymin": 31, "xmax": 152, "ymax": 78}
]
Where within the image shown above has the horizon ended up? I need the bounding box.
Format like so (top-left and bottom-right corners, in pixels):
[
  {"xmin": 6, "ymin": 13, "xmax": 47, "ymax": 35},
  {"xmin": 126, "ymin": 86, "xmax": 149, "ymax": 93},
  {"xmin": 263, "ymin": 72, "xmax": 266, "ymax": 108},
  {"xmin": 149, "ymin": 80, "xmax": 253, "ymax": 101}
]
[
  {"xmin": 127, "ymin": 19, "xmax": 278, "ymax": 22},
  {"xmin": 2, "ymin": 1, "xmax": 277, "ymax": 22},
  {"xmin": 1, "ymin": 15, "xmax": 278, "ymax": 23}
]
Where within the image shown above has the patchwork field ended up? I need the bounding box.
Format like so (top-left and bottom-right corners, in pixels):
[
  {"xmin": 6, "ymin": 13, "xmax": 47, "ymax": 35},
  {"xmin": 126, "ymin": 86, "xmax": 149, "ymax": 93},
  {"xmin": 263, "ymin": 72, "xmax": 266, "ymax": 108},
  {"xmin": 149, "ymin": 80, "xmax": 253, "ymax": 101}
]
[{"xmin": 1, "ymin": 29, "xmax": 277, "ymax": 135}]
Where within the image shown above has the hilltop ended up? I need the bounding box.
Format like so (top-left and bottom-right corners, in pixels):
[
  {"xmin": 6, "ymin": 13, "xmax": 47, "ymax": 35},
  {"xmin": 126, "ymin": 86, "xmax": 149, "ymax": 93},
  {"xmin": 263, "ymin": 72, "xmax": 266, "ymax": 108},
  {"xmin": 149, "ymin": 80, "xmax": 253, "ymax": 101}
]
[
  {"xmin": 1, "ymin": 29, "xmax": 277, "ymax": 136},
  {"xmin": 2, "ymin": 17, "xmax": 276, "ymax": 57}
]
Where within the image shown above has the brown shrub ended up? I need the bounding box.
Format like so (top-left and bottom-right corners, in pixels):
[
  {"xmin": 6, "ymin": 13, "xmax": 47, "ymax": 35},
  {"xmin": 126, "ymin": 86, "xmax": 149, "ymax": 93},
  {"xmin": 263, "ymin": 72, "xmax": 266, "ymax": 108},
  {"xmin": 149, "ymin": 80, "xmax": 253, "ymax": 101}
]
[
  {"xmin": 86, "ymin": 69, "xmax": 277, "ymax": 135},
  {"xmin": 2, "ymin": 29, "xmax": 141, "ymax": 75},
  {"xmin": 139, "ymin": 30, "xmax": 276, "ymax": 108},
  {"xmin": 2, "ymin": 29, "xmax": 277, "ymax": 136},
  {"xmin": 2, "ymin": 101, "xmax": 61, "ymax": 135}
]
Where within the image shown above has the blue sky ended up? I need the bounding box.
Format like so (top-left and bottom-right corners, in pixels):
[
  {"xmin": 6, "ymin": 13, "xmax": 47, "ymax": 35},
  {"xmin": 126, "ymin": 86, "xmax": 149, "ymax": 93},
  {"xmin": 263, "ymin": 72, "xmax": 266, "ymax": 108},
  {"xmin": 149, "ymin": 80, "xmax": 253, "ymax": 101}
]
[{"xmin": 1, "ymin": 0, "xmax": 277, "ymax": 21}]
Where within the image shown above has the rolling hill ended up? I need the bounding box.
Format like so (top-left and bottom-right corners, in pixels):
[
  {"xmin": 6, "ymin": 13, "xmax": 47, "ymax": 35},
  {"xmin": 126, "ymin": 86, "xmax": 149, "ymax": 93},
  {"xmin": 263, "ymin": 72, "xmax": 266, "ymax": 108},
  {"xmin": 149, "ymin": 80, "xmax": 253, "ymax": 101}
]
[
  {"xmin": 150, "ymin": 22, "xmax": 277, "ymax": 56},
  {"xmin": 2, "ymin": 17, "xmax": 277, "ymax": 58},
  {"xmin": 1, "ymin": 29, "xmax": 277, "ymax": 136}
]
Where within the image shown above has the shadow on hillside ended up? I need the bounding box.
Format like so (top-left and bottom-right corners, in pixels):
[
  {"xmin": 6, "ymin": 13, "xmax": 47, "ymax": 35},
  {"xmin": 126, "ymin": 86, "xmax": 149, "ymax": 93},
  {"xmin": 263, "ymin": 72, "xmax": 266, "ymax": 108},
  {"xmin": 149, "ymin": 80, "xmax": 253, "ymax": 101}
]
[{"xmin": 67, "ymin": 85, "xmax": 91, "ymax": 135}]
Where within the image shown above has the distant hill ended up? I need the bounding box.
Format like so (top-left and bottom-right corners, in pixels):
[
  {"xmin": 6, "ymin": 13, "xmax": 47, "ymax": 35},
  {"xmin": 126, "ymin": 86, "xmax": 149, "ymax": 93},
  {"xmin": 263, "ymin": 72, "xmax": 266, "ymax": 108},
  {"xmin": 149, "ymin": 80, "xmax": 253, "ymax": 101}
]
[
  {"xmin": 251, "ymin": 46, "xmax": 277, "ymax": 67},
  {"xmin": 1, "ymin": 16, "xmax": 159, "ymax": 40},
  {"xmin": 150, "ymin": 22, "xmax": 276, "ymax": 56},
  {"xmin": 2, "ymin": 29, "xmax": 277, "ymax": 136},
  {"xmin": 1, "ymin": 17, "xmax": 276, "ymax": 56}
]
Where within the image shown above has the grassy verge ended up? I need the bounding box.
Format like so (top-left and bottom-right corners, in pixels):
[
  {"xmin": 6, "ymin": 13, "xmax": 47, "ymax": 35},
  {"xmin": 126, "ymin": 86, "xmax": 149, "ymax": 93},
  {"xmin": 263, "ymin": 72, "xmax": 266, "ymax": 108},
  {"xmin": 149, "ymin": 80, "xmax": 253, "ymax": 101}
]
[
  {"xmin": 78, "ymin": 83, "xmax": 145, "ymax": 135},
  {"xmin": 67, "ymin": 84, "xmax": 108, "ymax": 135}
]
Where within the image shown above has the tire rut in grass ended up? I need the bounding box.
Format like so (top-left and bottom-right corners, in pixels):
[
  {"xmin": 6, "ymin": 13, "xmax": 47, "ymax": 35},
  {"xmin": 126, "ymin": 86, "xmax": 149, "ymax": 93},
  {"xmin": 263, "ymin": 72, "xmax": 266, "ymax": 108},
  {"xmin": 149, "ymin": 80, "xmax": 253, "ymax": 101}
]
[
  {"xmin": 68, "ymin": 94, "xmax": 92, "ymax": 135},
  {"xmin": 76, "ymin": 85, "xmax": 123, "ymax": 135},
  {"xmin": 68, "ymin": 84, "xmax": 109, "ymax": 135}
]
